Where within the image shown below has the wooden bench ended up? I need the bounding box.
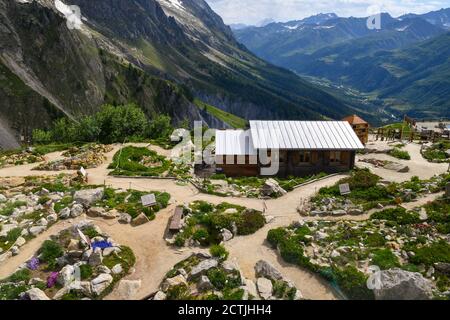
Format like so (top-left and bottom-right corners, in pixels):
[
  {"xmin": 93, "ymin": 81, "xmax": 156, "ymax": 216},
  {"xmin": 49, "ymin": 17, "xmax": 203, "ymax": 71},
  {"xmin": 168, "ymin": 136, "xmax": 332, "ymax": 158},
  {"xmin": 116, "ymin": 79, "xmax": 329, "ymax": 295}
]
[{"xmin": 169, "ymin": 206, "xmax": 184, "ymax": 232}]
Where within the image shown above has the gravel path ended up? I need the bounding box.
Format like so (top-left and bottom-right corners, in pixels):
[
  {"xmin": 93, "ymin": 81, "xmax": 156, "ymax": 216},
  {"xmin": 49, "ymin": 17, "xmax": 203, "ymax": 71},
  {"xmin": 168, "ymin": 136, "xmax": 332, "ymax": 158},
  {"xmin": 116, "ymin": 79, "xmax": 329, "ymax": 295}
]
[{"xmin": 0, "ymin": 140, "xmax": 447, "ymax": 300}]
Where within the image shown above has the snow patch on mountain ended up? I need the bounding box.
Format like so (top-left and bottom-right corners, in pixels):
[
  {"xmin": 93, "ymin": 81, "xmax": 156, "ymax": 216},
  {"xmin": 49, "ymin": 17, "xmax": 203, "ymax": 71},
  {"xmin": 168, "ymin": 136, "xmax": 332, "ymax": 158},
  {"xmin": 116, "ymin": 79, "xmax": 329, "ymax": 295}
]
[{"xmin": 164, "ymin": 0, "xmax": 185, "ymax": 11}]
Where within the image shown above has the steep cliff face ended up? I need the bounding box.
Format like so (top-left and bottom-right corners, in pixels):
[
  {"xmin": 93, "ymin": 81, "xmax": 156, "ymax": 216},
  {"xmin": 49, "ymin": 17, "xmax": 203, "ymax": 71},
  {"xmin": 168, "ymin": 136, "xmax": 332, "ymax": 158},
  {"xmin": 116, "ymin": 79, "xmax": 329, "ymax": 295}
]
[
  {"xmin": 0, "ymin": 0, "xmax": 208, "ymax": 147},
  {"xmin": 68, "ymin": 0, "xmax": 351, "ymax": 121},
  {"xmin": 0, "ymin": 0, "xmax": 352, "ymax": 149}
]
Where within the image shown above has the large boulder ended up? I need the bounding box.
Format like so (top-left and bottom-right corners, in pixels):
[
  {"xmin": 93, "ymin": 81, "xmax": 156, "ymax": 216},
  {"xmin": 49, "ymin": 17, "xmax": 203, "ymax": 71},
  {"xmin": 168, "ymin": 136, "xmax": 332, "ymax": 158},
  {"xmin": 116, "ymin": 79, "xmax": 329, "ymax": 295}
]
[
  {"xmin": 189, "ymin": 259, "xmax": 218, "ymax": 279},
  {"xmin": 74, "ymin": 188, "xmax": 104, "ymax": 208},
  {"xmin": 256, "ymin": 277, "xmax": 273, "ymax": 300},
  {"xmin": 255, "ymin": 260, "xmax": 283, "ymax": 281},
  {"xmin": 87, "ymin": 207, "xmax": 105, "ymax": 218},
  {"xmin": 373, "ymin": 269, "xmax": 433, "ymax": 300},
  {"xmin": 384, "ymin": 162, "xmax": 410, "ymax": 173},
  {"xmin": 91, "ymin": 273, "xmax": 113, "ymax": 296},
  {"xmin": 261, "ymin": 179, "xmax": 287, "ymax": 197},
  {"xmin": 25, "ymin": 288, "xmax": 50, "ymax": 300}
]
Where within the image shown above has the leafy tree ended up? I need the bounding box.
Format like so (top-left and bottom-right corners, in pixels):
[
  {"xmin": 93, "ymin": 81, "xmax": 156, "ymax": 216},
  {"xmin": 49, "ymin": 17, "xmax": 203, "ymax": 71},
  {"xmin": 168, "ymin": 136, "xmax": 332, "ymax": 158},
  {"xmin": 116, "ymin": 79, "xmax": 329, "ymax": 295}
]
[{"xmin": 146, "ymin": 114, "xmax": 173, "ymax": 140}]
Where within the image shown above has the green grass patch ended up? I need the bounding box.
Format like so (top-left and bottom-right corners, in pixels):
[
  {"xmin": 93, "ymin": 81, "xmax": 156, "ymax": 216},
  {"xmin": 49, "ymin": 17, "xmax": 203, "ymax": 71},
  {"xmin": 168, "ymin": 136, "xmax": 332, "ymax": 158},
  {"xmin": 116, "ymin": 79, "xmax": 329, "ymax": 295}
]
[{"xmin": 194, "ymin": 99, "xmax": 247, "ymax": 129}]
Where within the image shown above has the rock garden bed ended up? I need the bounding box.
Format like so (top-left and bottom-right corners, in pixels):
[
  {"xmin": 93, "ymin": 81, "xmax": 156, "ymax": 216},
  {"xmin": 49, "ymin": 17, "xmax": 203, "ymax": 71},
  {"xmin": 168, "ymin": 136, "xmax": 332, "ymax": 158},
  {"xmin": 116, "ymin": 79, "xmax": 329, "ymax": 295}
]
[
  {"xmin": 196, "ymin": 173, "xmax": 328, "ymax": 199},
  {"xmin": 169, "ymin": 201, "xmax": 266, "ymax": 248},
  {"xmin": 0, "ymin": 220, "xmax": 135, "ymax": 300},
  {"xmin": 108, "ymin": 146, "xmax": 191, "ymax": 179},
  {"xmin": 0, "ymin": 149, "xmax": 44, "ymax": 169},
  {"xmin": 421, "ymin": 140, "xmax": 450, "ymax": 163},
  {"xmin": 152, "ymin": 249, "xmax": 302, "ymax": 300},
  {"xmin": 268, "ymin": 197, "xmax": 450, "ymax": 300},
  {"xmin": 304, "ymin": 169, "xmax": 448, "ymax": 215},
  {"xmin": 358, "ymin": 158, "xmax": 409, "ymax": 173},
  {"xmin": 34, "ymin": 144, "xmax": 113, "ymax": 171},
  {"xmin": 0, "ymin": 174, "xmax": 170, "ymax": 264},
  {"xmin": 0, "ymin": 174, "xmax": 88, "ymax": 263}
]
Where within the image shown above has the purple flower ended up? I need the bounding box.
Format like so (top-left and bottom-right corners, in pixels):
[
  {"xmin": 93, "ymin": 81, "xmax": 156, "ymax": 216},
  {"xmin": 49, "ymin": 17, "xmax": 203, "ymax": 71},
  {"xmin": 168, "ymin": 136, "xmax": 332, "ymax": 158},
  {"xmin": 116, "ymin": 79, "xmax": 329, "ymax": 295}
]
[
  {"xmin": 47, "ymin": 272, "xmax": 59, "ymax": 288},
  {"xmin": 27, "ymin": 257, "xmax": 40, "ymax": 271}
]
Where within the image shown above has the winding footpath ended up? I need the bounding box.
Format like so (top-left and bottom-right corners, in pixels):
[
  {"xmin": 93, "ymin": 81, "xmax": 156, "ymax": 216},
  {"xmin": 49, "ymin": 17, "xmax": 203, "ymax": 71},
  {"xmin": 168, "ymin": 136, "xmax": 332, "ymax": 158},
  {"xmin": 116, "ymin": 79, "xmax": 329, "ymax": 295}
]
[{"xmin": 0, "ymin": 141, "xmax": 447, "ymax": 300}]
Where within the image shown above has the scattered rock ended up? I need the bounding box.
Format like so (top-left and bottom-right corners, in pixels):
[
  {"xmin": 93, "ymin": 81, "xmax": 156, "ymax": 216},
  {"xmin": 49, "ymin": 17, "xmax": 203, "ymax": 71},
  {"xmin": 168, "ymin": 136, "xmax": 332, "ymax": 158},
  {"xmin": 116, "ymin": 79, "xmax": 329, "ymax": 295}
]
[
  {"xmin": 29, "ymin": 226, "xmax": 46, "ymax": 236},
  {"xmin": 47, "ymin": 213, "xmax": 58, "ymax": 223},
  {"xmin": 16, "ymin": 237, "xmax": 26, "ymax": 247},
  {"xmin": 118, "ymin": 213, "xmax": 132, "ymax": 224},
  {"xmin": 434, "ymin": 263, "xmax": 450, "ymax": 275},
  {"xmin": 88, "ymin": 247, "xmax": 103, "ymax": 266},
  {"xmin": 198, "ymin": 275, "xmax": 214, "ymax": 291},
  {"xmin": 243, "ymin": 278, "xmax": 258, "ymax": 298},
  {"xmin": 190, "ymin": 259, "xmax": 218, "ymax": 278},
  {"xmin": 256, "ymin": 277, "xmax": 273, "ymax": 300},
  {"xmin": 25, "ymin": 288, "xmax": 50, "ymax": 300},
  {"xmin": 153, "ymin": 291, "xmax": 166, "ymax": 300},
  {"xmin": 58, "ymin": 265, "xmax": 75, "ymax": 287},
  {"xmin": 162, "ymin": 275, "xmax": 188, "ymax": 292},
  {"xmin": 11, "ymin": 246, "xmax": 20, "ymax": 256},
  {"xmin": 220, "ymin": 229, "xmax": 233, "ymax": 242},
  {"xmin": 332, "ymin": 209, "xmax": 347, "ymax": 216},
  {"xmin": 384, "ymin": 162, "xmax": 410, "ymax": 173},
  {"xmin": 70, "ymin": 204, "xmax": 84, "ymax": 218},
  {"xmin": 0, "ymin": 194, "xmax": 6, "ymax": 203},
  {"xmin": 419, "ymin": 208, "xmax": 428, "ymax": 221},
  {"xmin": 255, "ymin": 260, "xmax": 283, "ymax": 281},
  {"xmin": 373, "ymin": 269, "xmax": 433, "ymax": 300},
  {"xmin": 91, "ymin": 273, "xmax": 113, "ymax": 296},
  {"xmin": 261, "ymin": 179, "xmax": 287, "ymax": 197},
  {"xmin": 87, "ymin": 207, "xmax": 105, "ymax": 217},
  {"xmin": 74, "ymin": 188, "xmax": 104, "ymax": 208},
  {"xmin": 131, "ymin": 213, "xmax": 149, "ymax": 227},
  {"xmin": 59, "ymin": 207, "xmax": 71, "ymax": 219},
  {"xmin": 111, "ymin": 264, "xmax": 123, "ymax": 274},
  {"xmin": 103, "ymin": 247, "xmax": 120, "ymax": 257},
  {"xmin": 315, "ymin": 231, "xmax": 329, "ymax": 240}
]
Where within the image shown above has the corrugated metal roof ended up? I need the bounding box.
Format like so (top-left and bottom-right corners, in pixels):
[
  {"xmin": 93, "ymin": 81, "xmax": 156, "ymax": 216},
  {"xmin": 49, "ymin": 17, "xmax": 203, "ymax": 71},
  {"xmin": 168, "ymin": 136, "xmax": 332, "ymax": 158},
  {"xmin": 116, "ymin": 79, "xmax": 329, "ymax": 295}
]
[
  {"xmin": 215, "ymin": 130, "xmax": 257, "ymax": 155},
  {"xmin": 249, "ymin": 121, "xmax": 365, "ymax": 150}
]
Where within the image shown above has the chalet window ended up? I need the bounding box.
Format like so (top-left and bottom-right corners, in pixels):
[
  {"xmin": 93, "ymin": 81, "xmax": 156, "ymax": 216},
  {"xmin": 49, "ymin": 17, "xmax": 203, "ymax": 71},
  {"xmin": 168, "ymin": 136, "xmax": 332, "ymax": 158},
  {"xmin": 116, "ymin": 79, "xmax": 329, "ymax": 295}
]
[
  {"xmin": 330, "ymin": 151, "xmax": 341, "ymax": 164},
  {"xmin": 299, "ymin": 151, "xmax": 311, "ymax": 163},
  {"xmin": 292, "ymin": 151, "xmax": 311, "ymax": 165}
]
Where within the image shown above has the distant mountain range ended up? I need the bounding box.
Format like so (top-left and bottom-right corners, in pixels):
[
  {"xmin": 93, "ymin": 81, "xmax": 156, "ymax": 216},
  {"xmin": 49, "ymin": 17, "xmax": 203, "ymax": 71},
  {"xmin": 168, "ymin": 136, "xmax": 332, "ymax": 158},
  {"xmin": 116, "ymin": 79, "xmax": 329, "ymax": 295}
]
[{"xmin": 234, "ymin": 8, "xmax": 450, "ymax": 119}]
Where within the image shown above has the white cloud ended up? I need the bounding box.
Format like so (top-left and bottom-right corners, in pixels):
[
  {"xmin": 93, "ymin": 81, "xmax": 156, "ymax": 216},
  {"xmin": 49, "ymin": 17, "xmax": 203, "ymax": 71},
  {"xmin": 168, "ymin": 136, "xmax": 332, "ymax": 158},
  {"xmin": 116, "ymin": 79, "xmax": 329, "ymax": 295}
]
[{"xmin": 206, "ymin": 0, "xmax": 450, "ymax": 25}]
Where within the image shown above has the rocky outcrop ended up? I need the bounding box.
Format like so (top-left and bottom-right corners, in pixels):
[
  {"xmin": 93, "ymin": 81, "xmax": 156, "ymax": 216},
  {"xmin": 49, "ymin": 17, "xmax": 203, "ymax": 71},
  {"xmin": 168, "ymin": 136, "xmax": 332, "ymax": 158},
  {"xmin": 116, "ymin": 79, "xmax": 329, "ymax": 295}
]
[
  {"xmin": 255, "ymin": 260, "xmax": 283, "ymax": 281},
  {"xmin": 74, "ymin": 188, "xmax": 104, "ymax": 208},
  {"xmin": 373, "ymin": 269, "xmax": 433, "ymax": 300},
  {"xmin": 261, "ymin": 179, "xmax": 287, "ymax": 197}
]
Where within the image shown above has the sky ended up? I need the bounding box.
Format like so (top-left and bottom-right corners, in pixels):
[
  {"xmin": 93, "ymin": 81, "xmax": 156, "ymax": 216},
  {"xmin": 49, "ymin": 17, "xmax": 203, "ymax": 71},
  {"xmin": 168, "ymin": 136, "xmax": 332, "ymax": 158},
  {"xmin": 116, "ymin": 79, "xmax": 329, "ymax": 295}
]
[{"xmin": 205, "ymin": 0, "xmax": 450, "ymax": 25}]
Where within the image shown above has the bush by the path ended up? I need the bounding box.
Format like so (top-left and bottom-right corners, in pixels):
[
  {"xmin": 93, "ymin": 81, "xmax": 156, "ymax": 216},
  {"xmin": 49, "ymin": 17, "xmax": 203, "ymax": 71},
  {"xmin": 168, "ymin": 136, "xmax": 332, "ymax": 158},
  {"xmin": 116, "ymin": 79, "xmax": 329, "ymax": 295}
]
[{"xmin": 174, "ymin": 201, "xmax": 265, "ymax": 247}]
